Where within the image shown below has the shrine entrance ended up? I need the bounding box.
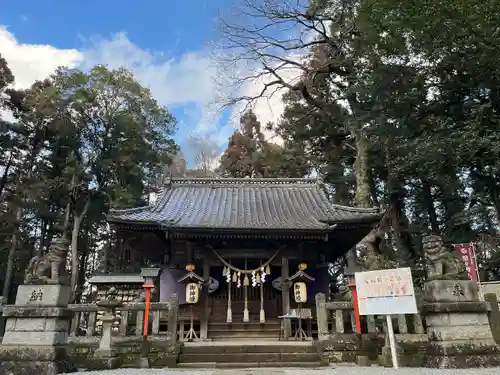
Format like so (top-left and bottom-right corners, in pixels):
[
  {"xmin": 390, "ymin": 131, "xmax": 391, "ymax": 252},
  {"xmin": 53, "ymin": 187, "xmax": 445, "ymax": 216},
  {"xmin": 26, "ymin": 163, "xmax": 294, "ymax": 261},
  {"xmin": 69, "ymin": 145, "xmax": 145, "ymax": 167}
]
[{"xmin": 206, "ymin": 260, "xmax": 284, "ymax": 340}]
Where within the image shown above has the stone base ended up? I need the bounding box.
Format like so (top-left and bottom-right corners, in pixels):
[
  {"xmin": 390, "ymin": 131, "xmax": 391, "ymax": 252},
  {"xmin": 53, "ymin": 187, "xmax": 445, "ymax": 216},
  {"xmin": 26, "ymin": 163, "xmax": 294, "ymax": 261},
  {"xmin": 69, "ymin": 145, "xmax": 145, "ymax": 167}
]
[
  {"xmin": 425, "ymin": 342, "xmax": 500, "ymax": 368},
  {"xmin": 0, "ymin": 345, "xmax": 77, "ymax": 375},
  {"xmin": 139, "ymin": 356, "xmax": 150, "ymax": 368},
  {"xmin": 380, "ymin": 344, "xmax": 403, "ymax": 368},
  {"xmin": 87, "ymin": 356, "xmax": 121, "ymax": 370},
  {"xmin": 87, "ymin": 348, "xmax": 122, "ymax": 370},
  {"xmin": 356, "ymin": 355, "xmax": 370, "ymax": 366},
  {"xmin": 423, "ymin": 279, "xmax": 500, "ymax": 368}
]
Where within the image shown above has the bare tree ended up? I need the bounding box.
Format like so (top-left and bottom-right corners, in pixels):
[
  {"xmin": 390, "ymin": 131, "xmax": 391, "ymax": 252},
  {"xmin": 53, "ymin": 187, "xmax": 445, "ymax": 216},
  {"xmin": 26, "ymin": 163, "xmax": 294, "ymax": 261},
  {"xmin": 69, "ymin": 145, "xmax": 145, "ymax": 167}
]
[
  {"xmin": 216, "ymin": 0, "xmax": 376, "ymax": 207},
  {"xmin": 166, "ymin": 152, "xmax": 188, "ymax": 177},
  {"xmin": 215, "ymin": 0, "xmax": 391, "ymax": 256},
  {"xmin": 186, "ymin": 132, "xmax": 221, "ymax": 176}
]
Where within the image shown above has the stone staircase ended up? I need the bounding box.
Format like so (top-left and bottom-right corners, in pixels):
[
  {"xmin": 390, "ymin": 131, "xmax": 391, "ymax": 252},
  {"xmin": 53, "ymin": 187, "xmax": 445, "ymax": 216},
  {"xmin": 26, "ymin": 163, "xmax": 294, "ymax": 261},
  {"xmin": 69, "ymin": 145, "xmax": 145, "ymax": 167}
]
[
  {"xmin": 208, "ymin": 317, "xmax": 281, "ymax": 341},
  {"xmin": 177, "ymin": 341, "xmax": 325, "ymax": 368}
]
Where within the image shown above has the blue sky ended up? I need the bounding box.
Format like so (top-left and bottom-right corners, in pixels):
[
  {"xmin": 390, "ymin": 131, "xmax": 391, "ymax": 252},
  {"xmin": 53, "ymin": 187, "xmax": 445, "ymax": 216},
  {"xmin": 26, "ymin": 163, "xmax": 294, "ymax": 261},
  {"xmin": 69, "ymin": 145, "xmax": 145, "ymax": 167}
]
[{"xmin": 0, "ymin": 0, "xmax": 268, "ymax": 166}]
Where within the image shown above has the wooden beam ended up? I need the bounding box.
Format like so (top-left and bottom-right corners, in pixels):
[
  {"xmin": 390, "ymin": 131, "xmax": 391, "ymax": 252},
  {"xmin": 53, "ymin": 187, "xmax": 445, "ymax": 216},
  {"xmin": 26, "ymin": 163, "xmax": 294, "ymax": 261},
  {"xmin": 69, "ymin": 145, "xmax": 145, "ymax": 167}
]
[
  {"xmin": 281, "ymin": 256, "xmax": 291, "ymax": 339},
  {"xmin": 200, "ymin": 263, "xmax": 210, "ymax": 340}
]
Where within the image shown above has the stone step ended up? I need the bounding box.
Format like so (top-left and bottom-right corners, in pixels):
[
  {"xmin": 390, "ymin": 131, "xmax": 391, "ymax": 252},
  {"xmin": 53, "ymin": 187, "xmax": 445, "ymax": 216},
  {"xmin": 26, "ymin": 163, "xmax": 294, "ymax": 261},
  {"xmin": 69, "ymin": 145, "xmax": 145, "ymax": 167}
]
[
  {"xmin": 210, "ymin": 337, "xmax": 280, "ymax": 342},
  {"xmin": 178, "ymin": 352, "xmax": 322, "ymax": 363},
  {"xmin": 208, "ymin": 324, "xmax": 281, "ymax": 328},
  {"xmin": 181, "ymin": 343, "xmax": 317, "ymax": 354},
  {"xmin": 209, "ymin": 332, "xmax": 280, "ymax": 340},
  {"xmin": 178, "ymin": 361, "xmax": 325, "ymax": 369},
  {"xmin": 208, "ymin": 326, "xmax": 280, "ymax": 333}
]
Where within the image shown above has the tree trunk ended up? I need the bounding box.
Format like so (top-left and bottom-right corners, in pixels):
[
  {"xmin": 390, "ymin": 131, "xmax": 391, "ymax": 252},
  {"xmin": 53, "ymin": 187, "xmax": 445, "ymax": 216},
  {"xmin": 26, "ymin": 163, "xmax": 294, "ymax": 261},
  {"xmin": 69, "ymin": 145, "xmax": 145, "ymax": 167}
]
[
  {"xmin": 75, "ymin": 246, "xmax": 89, "ymax": 303},
  {"xmin": 385, "ymin": 137, "xmax": 412, "ymax": 261},
  {"xmin": 353, "ymin": 131, "xmax": 372, "ymax": 208},
  {"xmin": 422, "ymin": 179, "xmax": 439, "ymax": 233},
  {"xmin": 352, "ymin": 130, "xmax": 380, "ymax": 256},
  {"xmin": 70, "ymin": 199, "xmax": 90, "ymax": 302},
  {"xmin": 2, "ymin": 207, "xmax": 21, "ymax": 299},
  {"xmin": 0, "ymin": 150, "xmax": 14, "ymax": 199}
]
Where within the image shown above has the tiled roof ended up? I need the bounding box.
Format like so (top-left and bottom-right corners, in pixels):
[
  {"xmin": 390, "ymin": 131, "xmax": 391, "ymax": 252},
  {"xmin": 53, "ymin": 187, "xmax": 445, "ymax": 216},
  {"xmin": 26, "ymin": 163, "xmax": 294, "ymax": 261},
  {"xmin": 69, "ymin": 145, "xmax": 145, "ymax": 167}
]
[{"xmin": 107, "ymin": 178, "xmax": 381, "ymax": 231}]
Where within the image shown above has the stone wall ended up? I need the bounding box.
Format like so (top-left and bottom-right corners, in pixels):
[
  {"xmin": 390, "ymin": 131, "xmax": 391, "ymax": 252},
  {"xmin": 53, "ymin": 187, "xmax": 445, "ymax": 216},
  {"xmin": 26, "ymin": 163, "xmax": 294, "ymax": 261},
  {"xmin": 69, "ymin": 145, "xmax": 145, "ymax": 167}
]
[{"xmin": 67, "ymin": 337, "xmax": 181, "ymax": 369}]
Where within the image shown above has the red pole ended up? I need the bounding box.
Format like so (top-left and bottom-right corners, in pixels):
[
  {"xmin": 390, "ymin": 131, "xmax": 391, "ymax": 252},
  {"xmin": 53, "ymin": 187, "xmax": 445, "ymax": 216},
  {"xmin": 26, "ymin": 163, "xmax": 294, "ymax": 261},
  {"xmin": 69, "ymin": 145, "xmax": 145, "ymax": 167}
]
[
  {"xmin": 349, "ymin": 279, "xmax": 361, "ymax": 334},
  {"xmin": 143, "ymin": 284, "xmax": 153, "ymax": 337}
]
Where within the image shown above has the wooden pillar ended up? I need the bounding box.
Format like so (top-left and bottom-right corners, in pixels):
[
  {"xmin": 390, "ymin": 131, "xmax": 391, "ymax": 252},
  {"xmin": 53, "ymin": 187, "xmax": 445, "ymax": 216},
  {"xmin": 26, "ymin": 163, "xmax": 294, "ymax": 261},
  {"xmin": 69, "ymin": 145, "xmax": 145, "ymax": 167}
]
[
  {"xmin": 281, "ymin": 256, "xmax": 291, "ymax": 339},
  {"xmin": 167, "ymin": 293, "xmax": 179, "ymax": 343},
  {"xmin": 200, "ymin": 263, "xmax": 210, "ymax": 340},
  {"xmin": 315, "ymin": 293, "xmax": 328, "ymax": 340}
]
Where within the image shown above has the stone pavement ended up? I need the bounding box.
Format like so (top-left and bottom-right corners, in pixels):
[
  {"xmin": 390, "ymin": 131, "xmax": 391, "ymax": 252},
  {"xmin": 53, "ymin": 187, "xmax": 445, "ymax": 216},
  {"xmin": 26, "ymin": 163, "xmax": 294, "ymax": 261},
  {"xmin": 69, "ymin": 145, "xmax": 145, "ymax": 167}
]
[{"xmin": 74, "ymin": 366, "xmax": 500, "ymax": 375}]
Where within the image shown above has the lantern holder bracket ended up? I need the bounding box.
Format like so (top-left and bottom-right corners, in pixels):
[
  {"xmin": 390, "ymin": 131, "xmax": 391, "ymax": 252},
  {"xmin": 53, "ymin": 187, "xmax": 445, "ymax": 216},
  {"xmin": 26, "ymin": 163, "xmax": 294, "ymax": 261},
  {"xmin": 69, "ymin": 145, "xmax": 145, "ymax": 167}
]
[{"xmin": 184, "ymin": 305, "xmax": 198, "ymax": 342}]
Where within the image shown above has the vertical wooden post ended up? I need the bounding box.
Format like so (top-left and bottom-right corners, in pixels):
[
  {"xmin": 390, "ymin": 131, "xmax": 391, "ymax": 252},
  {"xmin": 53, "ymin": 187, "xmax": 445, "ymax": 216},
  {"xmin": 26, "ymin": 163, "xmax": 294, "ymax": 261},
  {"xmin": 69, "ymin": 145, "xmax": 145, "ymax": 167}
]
[
  {"xmin": 315, "ymin": 293, "xmax": 328, "ymax": 340},
  {"xmin": 281, "ymin": 256, "xmax": 291, "ymax": 339},
  {"xmin": 167, "ymin": 293, "xmax": 178, "ymax": 343},
  {"xmin": 143, "ymin": 287, "xmax": 152, "ymax": 337},
  {"xmin": 348, "ymin": 276, "xmax": 361, "ymax": 334},
  {"xmin": 259, "ymin": 273, "xmax": 265, "ymax": 323},
  {"xmin": 413, "ymin": 313, "xmax": 424, "ymax": 334},
  {"xmin": 200, "ymin": 263, "xmax": 210, "ymax": 340}
]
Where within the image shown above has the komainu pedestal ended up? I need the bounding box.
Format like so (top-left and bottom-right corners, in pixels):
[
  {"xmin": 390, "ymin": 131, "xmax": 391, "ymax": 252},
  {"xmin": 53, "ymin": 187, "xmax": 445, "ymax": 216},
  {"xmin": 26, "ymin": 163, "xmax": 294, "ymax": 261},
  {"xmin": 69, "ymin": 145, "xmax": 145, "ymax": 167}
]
[
  {"xmin": 0, "ymin": 284, "xmax": 76, "ymax": 375},
  {"xmin": 422, "ymin": 280, "xmax": 500, "ymax": 368}
]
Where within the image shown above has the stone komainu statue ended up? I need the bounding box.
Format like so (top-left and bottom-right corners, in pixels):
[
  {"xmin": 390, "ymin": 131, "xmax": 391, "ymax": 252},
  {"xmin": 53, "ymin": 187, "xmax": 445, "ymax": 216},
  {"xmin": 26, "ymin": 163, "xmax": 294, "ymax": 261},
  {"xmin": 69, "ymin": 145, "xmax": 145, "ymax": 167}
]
[
  {"xmin": 24, "ymin": 237, "xmax": 69, "ymax": 284},
  {"xmin": 422, "ymin": 234, "xmax": 468, "ymax": 280}
]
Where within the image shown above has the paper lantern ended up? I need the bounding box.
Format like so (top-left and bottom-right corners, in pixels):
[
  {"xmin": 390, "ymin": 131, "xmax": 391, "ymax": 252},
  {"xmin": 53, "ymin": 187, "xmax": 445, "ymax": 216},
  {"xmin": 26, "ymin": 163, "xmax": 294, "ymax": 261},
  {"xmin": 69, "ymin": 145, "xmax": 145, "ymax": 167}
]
[
  {"xmin": 185, "ymin": 282, "xmax": 199, "ymax": 304},
  {"xmin": 293, "ymin": 282, "xmax": 307, "ymax": 303}
]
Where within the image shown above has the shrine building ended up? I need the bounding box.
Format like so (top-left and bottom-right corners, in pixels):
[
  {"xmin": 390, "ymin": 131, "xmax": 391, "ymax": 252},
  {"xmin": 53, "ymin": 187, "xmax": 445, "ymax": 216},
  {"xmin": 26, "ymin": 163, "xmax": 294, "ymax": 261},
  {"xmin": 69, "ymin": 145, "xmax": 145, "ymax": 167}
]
[{"xmin": 100, "ymin": 177, "xmax": 381, "ymax": 341}]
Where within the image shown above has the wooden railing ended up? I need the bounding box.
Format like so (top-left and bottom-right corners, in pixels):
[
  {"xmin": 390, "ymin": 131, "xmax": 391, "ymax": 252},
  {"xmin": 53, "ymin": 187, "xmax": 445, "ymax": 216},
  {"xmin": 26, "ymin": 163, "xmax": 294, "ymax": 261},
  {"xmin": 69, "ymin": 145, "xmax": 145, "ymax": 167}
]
[
  {"xmin": 65, "ymin": 295, "xmax": 198, "ymax": 342},
  {"xmin": 315, "ymin": 293, "xmax": 426, "ymax": 339}
]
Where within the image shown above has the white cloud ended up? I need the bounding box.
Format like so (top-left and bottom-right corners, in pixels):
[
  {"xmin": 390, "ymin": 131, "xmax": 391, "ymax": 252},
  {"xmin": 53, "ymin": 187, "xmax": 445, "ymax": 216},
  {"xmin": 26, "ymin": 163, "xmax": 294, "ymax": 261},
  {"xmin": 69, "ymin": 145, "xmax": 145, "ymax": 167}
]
[
  {"xmin": 0, "ymin": 26, "xmax": 82, "ymax": 89},
  {"xmin": 0, "ymin": 26, "xmax": 293, "ymax": 150},
  {"xmin": 80, "ymin": 33, "xmax": 220, "ymax": 109}
]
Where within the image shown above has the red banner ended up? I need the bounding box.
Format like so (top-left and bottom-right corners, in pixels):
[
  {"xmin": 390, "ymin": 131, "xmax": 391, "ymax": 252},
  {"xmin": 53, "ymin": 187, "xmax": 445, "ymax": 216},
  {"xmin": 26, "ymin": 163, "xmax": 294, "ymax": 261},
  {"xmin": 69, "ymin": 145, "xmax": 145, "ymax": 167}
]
[{"xmin": 453, "ymin": 243, "xmax": 478, "ymax": 282}]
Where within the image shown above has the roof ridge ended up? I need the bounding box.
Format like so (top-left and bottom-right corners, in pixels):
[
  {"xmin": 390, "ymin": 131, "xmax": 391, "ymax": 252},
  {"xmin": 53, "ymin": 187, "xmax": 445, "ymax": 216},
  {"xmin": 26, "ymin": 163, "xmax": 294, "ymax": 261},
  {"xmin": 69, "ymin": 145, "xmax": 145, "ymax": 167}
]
[
  {"xmin": 329, "ymin": 203, "xmax": 380, "ymax": 213},
  {"xmin": 108, "ymin": 206, "xmax": 151, "ymax": 214},
  {"xmin": 164, "ymin": 177, "xmax": 318, "ymax": 186}
]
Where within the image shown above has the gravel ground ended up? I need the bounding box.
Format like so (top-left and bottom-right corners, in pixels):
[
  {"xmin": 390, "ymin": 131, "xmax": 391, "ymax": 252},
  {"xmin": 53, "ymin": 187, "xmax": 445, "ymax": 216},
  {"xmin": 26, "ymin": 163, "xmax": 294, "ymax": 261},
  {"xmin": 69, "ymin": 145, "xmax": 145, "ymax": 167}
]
[{"xmin": 74, "ymin": 367, "xmax": 500, "ymax": 375}]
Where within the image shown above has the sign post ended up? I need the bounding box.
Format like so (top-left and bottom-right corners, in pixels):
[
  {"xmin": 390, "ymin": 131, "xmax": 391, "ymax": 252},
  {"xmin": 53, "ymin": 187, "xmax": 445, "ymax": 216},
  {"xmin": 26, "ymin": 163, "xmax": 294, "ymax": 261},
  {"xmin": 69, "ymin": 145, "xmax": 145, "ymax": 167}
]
[
  {"xmin": 355, "ymin": 267, "xmax": 418, "ymax": 369},
  {"xmin": 140, "ymin": 268, "xmax": 161, "ymax": 338},
  {"xmin": 139, "ymin": 268, "xmax": 161, "ymax": 368}
]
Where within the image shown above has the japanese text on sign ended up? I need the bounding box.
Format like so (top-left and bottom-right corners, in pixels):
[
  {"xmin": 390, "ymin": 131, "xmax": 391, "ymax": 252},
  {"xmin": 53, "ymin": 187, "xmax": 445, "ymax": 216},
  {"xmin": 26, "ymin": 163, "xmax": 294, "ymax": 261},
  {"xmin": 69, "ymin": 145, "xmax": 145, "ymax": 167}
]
[
  {"xmin": 294, "ymin": 282, "xmax": 307, "ymax": 303},
  {"xmin": 355, "ymin": 267, "xmax": 417, "ymax": 315},
  {"xmin": 453, "ymin": 243, "xmax": 478, "ymax": 282},
  {"xmin": 185, "ymin": 282, "xmax": 199, "ymax": 304}
]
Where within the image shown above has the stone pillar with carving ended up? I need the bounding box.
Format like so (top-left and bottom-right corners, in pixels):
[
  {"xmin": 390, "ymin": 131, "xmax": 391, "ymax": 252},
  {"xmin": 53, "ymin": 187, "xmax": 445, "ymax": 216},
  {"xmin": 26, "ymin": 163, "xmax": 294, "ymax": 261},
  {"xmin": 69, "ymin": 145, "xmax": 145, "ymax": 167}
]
[
  {"xmin": 0, "ymin": 238, "xmax": 76, "ymax": 375},
  {"xmin": 422, "ymin": 280, "xmax": 500, "ymax": 368},
  {"xmin": 421, "ymin": 234, "xmax": 500, "ymax": 368}
]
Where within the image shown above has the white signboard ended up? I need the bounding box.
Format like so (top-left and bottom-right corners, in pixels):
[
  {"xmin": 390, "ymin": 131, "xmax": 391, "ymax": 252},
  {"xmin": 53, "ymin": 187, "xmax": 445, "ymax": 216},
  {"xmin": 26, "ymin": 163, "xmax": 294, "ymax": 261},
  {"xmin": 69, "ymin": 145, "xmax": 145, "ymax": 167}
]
[{"xmin": 355, "ymin": 267, "xmax": 417, "ymax": 316}]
